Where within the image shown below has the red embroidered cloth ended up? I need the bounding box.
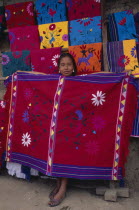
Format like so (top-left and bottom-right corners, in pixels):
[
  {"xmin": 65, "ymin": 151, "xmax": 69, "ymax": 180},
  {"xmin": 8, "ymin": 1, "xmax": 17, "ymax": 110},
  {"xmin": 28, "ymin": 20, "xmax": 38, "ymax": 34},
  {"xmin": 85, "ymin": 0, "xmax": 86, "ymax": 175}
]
[
  {"xmin": 5, "ymin": 72, "xmax": 137, "ymax": 179},
  {"xmin": 5, "ymin": 1, "xmax": 35, "ymax": 29},
  {"xmin": 9, "ymin": 26, "xmax": 40, "ymax": 51},
  {"xmin": 30, "ymin": 48, "xmax": 61, "ymax": 74},
  {"xmin": 67, "ymin": 0, "xmax": 101, "ymax": 21}
]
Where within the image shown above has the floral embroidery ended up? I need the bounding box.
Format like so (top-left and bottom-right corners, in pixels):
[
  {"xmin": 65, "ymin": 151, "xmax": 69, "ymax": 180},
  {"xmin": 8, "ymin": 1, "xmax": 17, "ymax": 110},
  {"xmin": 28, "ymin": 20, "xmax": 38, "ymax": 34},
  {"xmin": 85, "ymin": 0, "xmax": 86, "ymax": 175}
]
[
  {"xmin": 21, "ymin": 132, "xmax": 31, "ymax": 147},
  {"xmin": 91, "ymin": 91, "xmax": 106, "ymax": 106},
  {"xmin": 130, "ymin": 46, "xmax": 137, "ymax": 58},
  {"xmin": 118, "ymin": 17, "xmax": 126, "ymax": 25},
  {"xmin": 92, "ymin": 116, "xmax": 106, "ymax": 131},
  {"xmin": 118, "ymin": 55, "xmax": 130, "ymax": 67},
  {"xmin": 2, "ymin": 54, "xmax": 10, "ymax": 65},
  {"xmin": 27, "ymin": 2, "xmax": 33, "ymax": 16},
  {"xmin": 12, "ymin": 51, "xmax": 22, "ymax": 58},
  {"xmin": 48, "ymin": 8, "xmax": 56, "ymax": 17},
  {"xmin": 49, "ymin": 24, "xmax": 56, "ymax": 31},
  {"xmin": 0, "ymin": 101, "xmax": 6, "ymax": 108},
  {"xmin": 52, "ymin": 54, "xmax": 60, "ymax": 67},
  {"xmin": 22, "ymin": 110, "xmax": 29, "ymax": 123},
  {"xmin": 62, "ymin": 34, "xmax": 68, "ymax": 41},
  {"xmin": 76, "ymin": 17, "xmax": 93, "ymax": 26}
]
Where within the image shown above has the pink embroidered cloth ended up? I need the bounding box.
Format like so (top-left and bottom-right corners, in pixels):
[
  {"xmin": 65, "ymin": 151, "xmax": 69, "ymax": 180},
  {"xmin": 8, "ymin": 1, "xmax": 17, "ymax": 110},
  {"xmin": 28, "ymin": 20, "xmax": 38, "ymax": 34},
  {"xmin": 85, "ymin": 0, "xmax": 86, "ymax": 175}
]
[
  {"xmin": 5, "ymin": 1, "xmax": 35, "ymax": 29},
  {"xmin": 30, "ymin": 47, "xmax": 61, "ymax": 74},
  {"xmin": 4, "ymin": 72, "xmax": 137, "ymax": 180},
  {"xmin": 9, "ymin": 25, "xmax": 40, "ymax": 51},
  {"xmin": 67, "ymin": 0, "xmax": 101, "ymax": 21}
]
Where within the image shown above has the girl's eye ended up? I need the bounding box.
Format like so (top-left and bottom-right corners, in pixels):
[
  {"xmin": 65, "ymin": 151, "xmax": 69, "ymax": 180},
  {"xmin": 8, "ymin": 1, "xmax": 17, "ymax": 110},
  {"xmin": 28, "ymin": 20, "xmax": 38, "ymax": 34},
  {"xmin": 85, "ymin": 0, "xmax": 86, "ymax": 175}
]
[{"xmin": 60, "ymin": 63, "xmax": 65, "ymax": 66}]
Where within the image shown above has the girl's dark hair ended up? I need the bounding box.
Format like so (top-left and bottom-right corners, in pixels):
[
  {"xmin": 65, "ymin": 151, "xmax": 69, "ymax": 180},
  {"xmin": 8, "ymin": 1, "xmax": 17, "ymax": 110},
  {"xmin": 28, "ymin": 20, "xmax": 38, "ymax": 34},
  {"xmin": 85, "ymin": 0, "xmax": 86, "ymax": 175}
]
[{"xmin": 58, "ymin": 53, "xmax": 77, "ymax": 76}]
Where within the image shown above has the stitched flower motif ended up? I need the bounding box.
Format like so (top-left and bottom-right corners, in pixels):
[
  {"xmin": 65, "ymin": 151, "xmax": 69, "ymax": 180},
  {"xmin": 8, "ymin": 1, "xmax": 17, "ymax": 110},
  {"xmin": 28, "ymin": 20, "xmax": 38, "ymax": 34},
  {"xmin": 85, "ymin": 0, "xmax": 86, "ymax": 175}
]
[
  {"xmin": 91, "ymin": 91, "xmax": 106, "ymax": 106},
  {"xmin": 52, "ymin": 54, "xmax": 60, "ymax": 67},
  {"xmin": 118, "ymin": 55, "xmax": 130, "ymax": 67},
  {"xmin": 21, "ymin": 132, "xmax": 31, "ymax": 147},
  {"xmin": 2, "ymin": 54, "xmax": 10, "ymax": 65},
  {"xmin": 76, "ymin": 17, "xmax": 93, "ymax": 26},
  {"xmin": 24, "ymin": 88, "xmax": 33, "ymax": 100},
  {"xmin": 62, "ymin": 34, "xmax": 68, "ymax": 41},
  {"xmin": 22, "ymin": 110, "xmax": 29, "ymax": 123},
  {"xmin": 130, "ymin": 46, "xmax": 137, "ymax": 58},
  {"xmin": 49, "ymin": 24, "xmax": 56, "ymax": 31},
  {"xmin": 27, "ymin": 2, "xmax": 33, "ymax": 16},
  {"xmin": 0, "ymin": 101, "xmax": 6, "ymax": 108}
]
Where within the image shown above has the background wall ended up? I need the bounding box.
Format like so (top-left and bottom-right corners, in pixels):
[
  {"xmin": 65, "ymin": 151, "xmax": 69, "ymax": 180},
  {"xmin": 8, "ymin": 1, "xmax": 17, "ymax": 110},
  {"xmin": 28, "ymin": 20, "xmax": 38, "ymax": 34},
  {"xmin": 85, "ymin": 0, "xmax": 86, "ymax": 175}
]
[{"xmin": 0, "ymin": 0, "xmax": 139, "ymax": 189}]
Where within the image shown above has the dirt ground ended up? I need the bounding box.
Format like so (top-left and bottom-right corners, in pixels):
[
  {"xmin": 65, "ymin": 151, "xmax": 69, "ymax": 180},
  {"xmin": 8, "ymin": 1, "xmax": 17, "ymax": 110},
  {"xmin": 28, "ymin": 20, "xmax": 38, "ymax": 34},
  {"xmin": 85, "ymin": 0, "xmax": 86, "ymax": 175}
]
[{"xmin": 0, "ymin": 174, "xmax": 139, "ymax": 210}]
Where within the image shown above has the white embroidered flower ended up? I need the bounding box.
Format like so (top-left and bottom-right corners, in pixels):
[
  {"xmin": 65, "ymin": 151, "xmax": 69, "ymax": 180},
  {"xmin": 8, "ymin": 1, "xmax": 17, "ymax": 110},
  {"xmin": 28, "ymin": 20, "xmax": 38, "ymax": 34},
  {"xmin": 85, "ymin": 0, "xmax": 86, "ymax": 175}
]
[
  {"xmin": 91, "ymin": 91, "xmax": 106, "ymax": 106},
  {"xmin": 52, "ymin": 54, "xmax": 60, "ymax": 67},
  {"xmin": 0, "ymin": 101, "xmax": 6, "ymax": 108},
  {"xmin": 94, "ymin": 0, "xmax": 101, "ymax": 3},
  {"xmin": 21, "ymin": 132, "xmax": 31, "ymax": 147}
]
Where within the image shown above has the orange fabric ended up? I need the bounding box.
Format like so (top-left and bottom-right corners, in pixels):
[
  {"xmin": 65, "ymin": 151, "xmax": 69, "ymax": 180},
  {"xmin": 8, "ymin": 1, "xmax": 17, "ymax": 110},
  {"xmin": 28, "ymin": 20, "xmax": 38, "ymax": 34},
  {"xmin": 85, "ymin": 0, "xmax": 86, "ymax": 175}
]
[{"xmin": 69, "ymin": 43, "xmax": 102, "ymax": 75}]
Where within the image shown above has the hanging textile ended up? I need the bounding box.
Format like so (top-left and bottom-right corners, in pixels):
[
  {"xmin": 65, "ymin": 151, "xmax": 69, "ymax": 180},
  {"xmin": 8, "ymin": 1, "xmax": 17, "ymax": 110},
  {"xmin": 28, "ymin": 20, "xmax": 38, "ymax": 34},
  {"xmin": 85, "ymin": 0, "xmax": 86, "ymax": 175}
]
[
  {"xmin": 69, "ymin": 16, "xmax": 102, "ymax": 46},
  {"xmin": 67, "ymin": 0, "xmax": 101, "ymax": 21},
  {"xmin": 108, "ymin": 10, "xmax": 137, "ymax": 41},
  {"xmin": 5, "ymin": 1, "xmax": 35, "ymax": 29},
  {"xmin": 134, "ymin": 12, "xmax": 139, "ymax": 42},
  {"xmin": 8, "ymin": 25, "xmax": 40, "ymax": 51},
  {"xmin": 107, "ymin": 39, "xmax": 139, "ymax": 76},
  {"xmin": 69, "ymin": 43, "xmax": 102, "ymax": 75},
  {"xmin": 2, "ymin": 51, "xmax": 31, "ymax": 77},
  {"xmin": 35, "ymin": 0, "xmax": 67, "ymax": 25},
  {"xmin": 0, "ymin": 101, "xmax": 6, "ymax": 167},
  {"xmin": 30, "ymin": 47, "xmax": 61, "ymax": 74},
  {"xmin": 0, "ymin": 6, "xmax": 6, "ymax": 34},
  {"xmin": 4, "ymin": 71, "xmax": 137, "ymax": 180},
  {"xmin": 39, "ymin": 21, "xmax": 69, "ymax": 49}
]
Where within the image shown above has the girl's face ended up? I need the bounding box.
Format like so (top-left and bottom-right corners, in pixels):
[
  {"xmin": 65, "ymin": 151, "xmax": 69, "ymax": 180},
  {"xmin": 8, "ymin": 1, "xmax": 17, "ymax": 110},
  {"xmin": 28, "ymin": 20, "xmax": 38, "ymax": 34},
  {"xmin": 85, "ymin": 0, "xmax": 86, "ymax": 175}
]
[{"xmin": 59, "ymin": 56, "xmax": 74, "ymax": 76}]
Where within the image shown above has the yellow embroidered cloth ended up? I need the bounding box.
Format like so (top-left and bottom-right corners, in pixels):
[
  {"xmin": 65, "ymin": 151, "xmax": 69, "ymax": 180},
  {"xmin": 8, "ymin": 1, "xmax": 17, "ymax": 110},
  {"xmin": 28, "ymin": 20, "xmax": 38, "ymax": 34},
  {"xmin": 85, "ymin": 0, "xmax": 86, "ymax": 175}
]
[{"xmin": 39, "ymin": 21, "xmax": 69, "ymax": 49}]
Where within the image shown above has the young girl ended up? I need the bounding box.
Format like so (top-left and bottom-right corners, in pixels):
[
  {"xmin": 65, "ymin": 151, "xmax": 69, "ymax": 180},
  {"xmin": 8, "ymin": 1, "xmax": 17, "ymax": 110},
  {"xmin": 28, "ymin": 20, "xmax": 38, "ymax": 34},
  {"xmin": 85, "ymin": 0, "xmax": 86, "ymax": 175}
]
[{"xmin": 48, "ymin": 53, "xmax": 77, "ymax": 207}]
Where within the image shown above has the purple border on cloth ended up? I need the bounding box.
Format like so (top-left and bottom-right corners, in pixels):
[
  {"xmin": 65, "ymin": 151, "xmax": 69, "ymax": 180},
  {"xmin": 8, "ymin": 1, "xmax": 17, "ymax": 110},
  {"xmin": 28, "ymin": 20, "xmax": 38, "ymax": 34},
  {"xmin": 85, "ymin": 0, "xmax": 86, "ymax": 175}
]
[{"xmin": 107, "ymin": 41, "xmax": 124, "ymax": 73}]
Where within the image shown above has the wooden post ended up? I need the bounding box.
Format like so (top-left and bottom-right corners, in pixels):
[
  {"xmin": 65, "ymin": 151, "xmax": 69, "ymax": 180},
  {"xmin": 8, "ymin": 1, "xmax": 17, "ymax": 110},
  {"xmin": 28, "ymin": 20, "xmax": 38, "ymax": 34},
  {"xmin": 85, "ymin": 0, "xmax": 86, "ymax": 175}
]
[{"xmin": 101, "ymin": 0, "xmax": 109, "ymax": 72}]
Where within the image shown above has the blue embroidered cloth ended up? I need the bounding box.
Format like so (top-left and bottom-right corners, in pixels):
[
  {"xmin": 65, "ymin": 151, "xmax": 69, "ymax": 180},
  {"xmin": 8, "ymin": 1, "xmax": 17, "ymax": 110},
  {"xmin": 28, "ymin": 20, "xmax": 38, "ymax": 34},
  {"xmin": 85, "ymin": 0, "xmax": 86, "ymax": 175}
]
[
  {"xmin": 2, "ymin": 51, "xmax": 31, "ymax": 77},
  {"xmin": 69, "ymin": 16, "xmax": 102, "ymax": 46},
  {"xmin": 35, "ymin": 0, "xmax": 67, "ymax": 25},
  {"xmin": 108, "ymin": 10, "xmax": 137, "ymax": 41}
]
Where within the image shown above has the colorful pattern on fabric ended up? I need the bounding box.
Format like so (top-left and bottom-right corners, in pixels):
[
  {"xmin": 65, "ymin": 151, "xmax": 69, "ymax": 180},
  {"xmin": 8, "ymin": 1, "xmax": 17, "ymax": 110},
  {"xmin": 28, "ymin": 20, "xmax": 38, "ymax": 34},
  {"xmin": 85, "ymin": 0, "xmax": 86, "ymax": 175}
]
[
  {"xmin": 30, "ymin": 47, "xmax": 61, "ymax": 74},
  {"xmin": 69, "ymin": 16, "xmax": 102, "ymax": 46},
  {"xmin": 35, "ymin": 0, "xmax": 67, "ymax": 25},
  {"xmin": 2, "ymin": 51, "xmax": 31, "ymax": 77},
  {"xmin": 0, "ymin": 6, "xmax": 6, "ymax": 34},
  {"xmin": 67, "ymin": 0, "xmax": 101, "ymax": 21},
  {"xmin": 69, "ymin": 43, "xmax": 102, "ymax": 75},
  {"xmin": 8, "ymin": 26, "xmax": 40, "ymax": 51},
  {"xmin": 107, "ymin": 40, "xmax": 139, "ymax": 76},
  {"xmin": 5, "ymin": 71, "xmax": 137, "ymax": 180},
  {"xmin": 134, "ymin": 13, "xmax": 139, "ymax": 42},
  {"xmin": 108, "ymin": 10, "xmax": 137, "ymax": 41},
  {"xmin": 0, "ymin": 100, "xmax": 6, "ymax": 167},
  {"xmin": 39, "ymin": 21, "xmax": 68, "ymax": 49},
  {"xmin": 131, "ymin": 79, "xmax": 139, "ymax": 137},
  {"xmin": 5, "ymin": 1, "xmax": 35, "ymax": 29}
]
